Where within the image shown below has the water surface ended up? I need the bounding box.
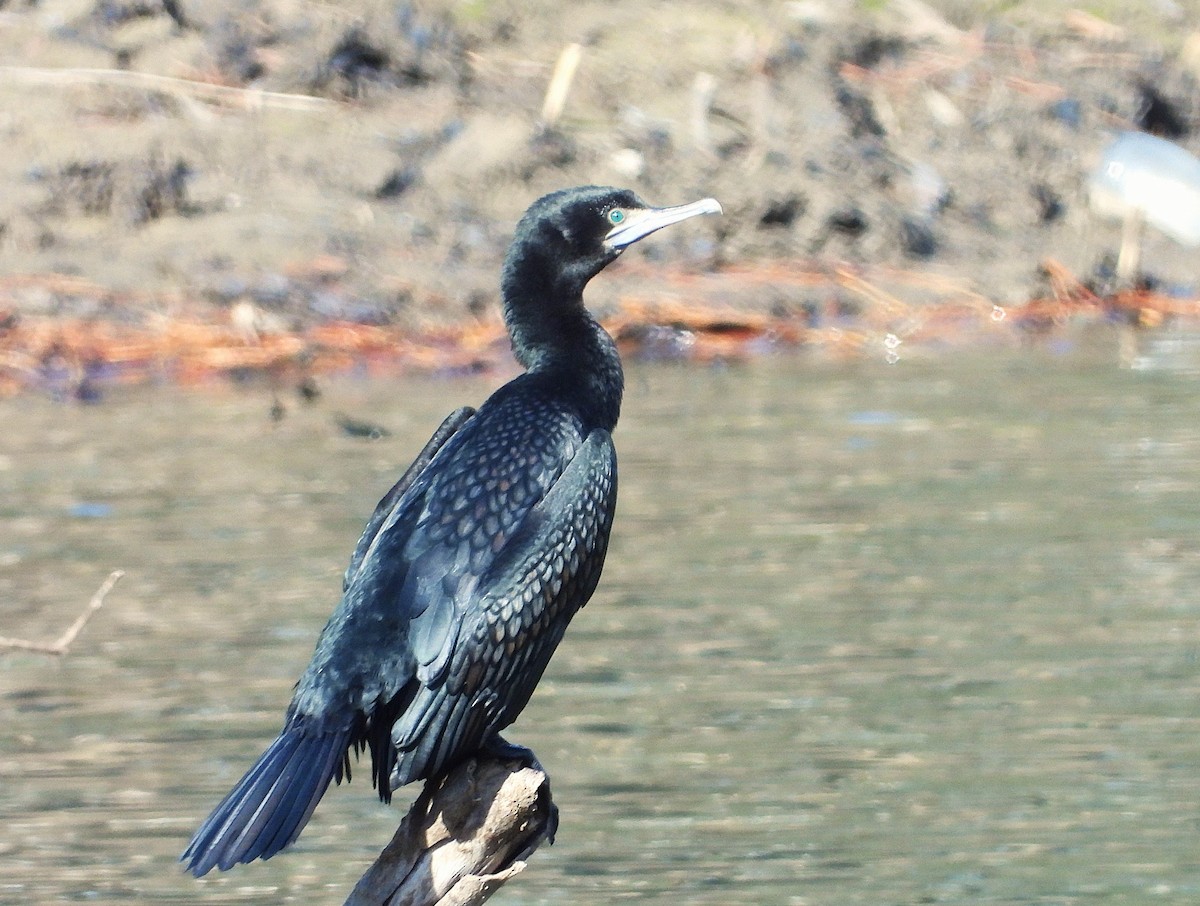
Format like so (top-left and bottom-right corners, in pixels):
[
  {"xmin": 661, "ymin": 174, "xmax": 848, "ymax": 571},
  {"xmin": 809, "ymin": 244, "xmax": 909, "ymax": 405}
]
[{"xmin": 3, "ymin": 343, "xmax": 1200, "ymax": 904}]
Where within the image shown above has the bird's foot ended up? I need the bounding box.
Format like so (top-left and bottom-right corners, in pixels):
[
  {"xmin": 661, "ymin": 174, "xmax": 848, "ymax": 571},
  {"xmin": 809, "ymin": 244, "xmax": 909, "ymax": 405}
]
[
  {"xmin": 482, "ymin": 735, "xmax": 544, "ymax": 773},
  {"xmin": 544, "ymin": 796, "xmax": 560, "ymax": 845}
]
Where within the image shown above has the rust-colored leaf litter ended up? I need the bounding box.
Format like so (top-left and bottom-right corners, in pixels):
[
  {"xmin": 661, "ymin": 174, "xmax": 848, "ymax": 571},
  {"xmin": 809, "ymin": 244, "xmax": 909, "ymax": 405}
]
[{"xmin": 2, "ymin": 260, "xmax": 1194, "ymax": 398}]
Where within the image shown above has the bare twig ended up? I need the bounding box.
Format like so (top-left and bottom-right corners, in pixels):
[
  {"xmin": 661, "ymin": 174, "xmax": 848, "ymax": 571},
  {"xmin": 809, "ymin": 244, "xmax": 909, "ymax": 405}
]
[
  {"xmin": 346, "ymin": 755, "xmax": 557, "ymax": 906},
  {"xmin": 0, "ymin": 570, "xmax": 124, "ymax": 656},
  {"xmin": 691, "ymin": 72, "xmax": 717, "ymax": 158},
  {"xmin": 0, "ymin": 66, "xmax": 334, "ymax": 112},
  {"xmin": 1063, "ymin": 9, "xmax": 1126, "ymax": 43},
  {"xmin": 746, "ymin": 68, "xmax": 771, "ymax": 171},
  {"xmin": 1117, "ymin": 209, "xmax": 1145, "ymax": 284},
  {"xmin": 540, "ymin": 43, "xmax": 583, "ymax": 126}
]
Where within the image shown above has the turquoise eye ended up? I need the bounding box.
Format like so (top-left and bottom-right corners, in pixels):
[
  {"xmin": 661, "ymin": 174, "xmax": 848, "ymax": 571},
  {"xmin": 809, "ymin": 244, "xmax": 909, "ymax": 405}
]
[{"xmin": 608, "ymin": 209, "xmax": 625, "ymax": 224}]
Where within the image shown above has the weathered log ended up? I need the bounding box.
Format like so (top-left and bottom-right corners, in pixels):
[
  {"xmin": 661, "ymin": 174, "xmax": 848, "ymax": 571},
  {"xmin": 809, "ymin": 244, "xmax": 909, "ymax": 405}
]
[{"xmin": 345, "ymin": 756, "xmax": 557, "ymax": 906}]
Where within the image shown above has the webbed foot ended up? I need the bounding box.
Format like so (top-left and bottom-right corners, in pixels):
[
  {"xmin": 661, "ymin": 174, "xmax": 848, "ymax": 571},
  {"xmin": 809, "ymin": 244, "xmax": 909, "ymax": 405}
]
[{"xmin": 482, "ymin": 735, "xmax": 544, "ymax": 773}]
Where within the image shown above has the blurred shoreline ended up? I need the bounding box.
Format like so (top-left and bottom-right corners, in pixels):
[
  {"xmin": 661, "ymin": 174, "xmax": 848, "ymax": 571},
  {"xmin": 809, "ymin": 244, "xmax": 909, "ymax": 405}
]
[{"xmin": 3, "ymin": 1, "xmax": 1200, "ymax": 392}]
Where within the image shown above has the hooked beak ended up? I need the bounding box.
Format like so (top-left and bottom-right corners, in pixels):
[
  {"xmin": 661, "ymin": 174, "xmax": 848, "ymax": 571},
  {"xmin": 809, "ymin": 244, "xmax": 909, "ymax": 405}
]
[{"xmin": 604, "ymin": 197, "xmax": 723, "ymax": 251}]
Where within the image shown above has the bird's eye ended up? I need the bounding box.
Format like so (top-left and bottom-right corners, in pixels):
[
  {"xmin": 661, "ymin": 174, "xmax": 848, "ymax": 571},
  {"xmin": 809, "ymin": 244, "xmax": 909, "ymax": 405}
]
[{"xmin": 607, "ymin": 209, "xmax": 626, "ymax": 225}]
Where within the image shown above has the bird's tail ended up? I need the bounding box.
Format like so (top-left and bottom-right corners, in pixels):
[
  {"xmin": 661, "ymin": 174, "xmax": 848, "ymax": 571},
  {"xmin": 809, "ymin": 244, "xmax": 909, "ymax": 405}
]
[{"xmin": 181, "ymin": 719, "xmax": 351, "ymax": 877}]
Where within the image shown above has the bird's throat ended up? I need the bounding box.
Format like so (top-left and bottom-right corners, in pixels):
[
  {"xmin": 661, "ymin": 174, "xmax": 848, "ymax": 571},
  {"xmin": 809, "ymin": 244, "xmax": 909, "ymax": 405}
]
[{"xmin": 503, "ymin": 293, "xmax": 623, "ymax": 431}]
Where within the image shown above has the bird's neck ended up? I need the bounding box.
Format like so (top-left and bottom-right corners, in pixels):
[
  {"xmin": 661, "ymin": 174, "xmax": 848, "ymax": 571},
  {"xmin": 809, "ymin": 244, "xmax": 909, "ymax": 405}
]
[{"xmin": 502, "ymin": 265, "xmax": 624, "ymax": 432}]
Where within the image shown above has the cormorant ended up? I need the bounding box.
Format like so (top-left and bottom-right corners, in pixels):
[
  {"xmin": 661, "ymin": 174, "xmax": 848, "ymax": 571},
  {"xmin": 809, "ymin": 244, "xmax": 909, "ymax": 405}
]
[{"xmin": 182, "ymin": 186, "xmax": 722, "ymax": 876}]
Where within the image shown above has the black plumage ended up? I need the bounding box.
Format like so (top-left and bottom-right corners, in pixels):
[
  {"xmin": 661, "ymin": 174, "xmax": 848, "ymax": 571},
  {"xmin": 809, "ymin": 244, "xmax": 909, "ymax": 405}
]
[{"xmin": 182, "ymin": 186, "xmax": 721, "ymax": 876}]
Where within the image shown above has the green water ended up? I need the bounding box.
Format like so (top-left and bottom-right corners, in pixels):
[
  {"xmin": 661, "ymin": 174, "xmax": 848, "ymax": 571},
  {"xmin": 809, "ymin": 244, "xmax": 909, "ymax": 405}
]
[{"xmin": 3, "ymin": 341, "xmax": 1200, "ymax": 904}]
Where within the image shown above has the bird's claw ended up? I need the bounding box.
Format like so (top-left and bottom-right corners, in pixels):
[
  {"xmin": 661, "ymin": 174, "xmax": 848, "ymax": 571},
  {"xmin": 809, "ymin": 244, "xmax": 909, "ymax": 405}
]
[{"xmin": 482, "ymin": 735, "xmax": 546, "ymax": 774}]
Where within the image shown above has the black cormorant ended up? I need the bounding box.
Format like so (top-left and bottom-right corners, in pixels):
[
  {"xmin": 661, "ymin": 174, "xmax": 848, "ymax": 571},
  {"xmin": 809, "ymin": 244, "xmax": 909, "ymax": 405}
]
[{"xmin": 182, "ymin": 186, "xmax": 722, "ymax": 876}]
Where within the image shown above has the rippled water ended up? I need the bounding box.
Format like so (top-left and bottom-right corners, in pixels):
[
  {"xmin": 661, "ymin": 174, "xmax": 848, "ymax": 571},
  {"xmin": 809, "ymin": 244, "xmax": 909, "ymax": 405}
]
[{"xmin": 3, "ymin": 338, "xmax": 1200, "ymax": 904}]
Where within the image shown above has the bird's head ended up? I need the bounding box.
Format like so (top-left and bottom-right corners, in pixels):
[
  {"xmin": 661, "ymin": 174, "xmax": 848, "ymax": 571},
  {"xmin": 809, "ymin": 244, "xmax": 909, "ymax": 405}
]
[{"xmin": 505, "ymin": 186, "xmax": 722, "ymax": 300}]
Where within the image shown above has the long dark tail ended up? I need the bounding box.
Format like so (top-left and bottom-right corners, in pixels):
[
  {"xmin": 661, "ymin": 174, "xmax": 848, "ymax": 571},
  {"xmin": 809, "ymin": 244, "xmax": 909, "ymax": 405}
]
[{"xmin": 181, "ymin": 721, "xmax": 351, "ymax": 877}]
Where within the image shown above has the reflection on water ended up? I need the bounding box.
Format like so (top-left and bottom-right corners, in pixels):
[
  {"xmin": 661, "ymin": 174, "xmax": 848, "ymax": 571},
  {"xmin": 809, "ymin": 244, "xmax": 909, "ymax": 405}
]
[{"xmin": 3, "ymin": 341, "xmax": 1200, "ymax": 904}]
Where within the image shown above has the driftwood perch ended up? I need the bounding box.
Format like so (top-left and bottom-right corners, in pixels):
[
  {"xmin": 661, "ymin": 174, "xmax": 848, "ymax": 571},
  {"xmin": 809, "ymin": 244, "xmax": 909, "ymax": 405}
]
[{"xmin": 346, "ymin": 755, "xmax": 558, "ymax": 906}]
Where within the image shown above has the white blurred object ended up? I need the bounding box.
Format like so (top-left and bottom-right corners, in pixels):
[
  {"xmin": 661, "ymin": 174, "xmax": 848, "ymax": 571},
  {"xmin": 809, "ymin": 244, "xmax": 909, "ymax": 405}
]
[
  {"xmin": 1090, "ymin": 131, "xmax": 1200, "ymax": 280},
  {"xmin": 924, "ymin": 89, "xmax": 964, "ymax": 127},
  {"xmin": 908, "ymin": 161, "xmax": 947, "ymax": 217},
  {"xmin": 607, "ymin": 148, "xmax": 645, "ymax": 180}
]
